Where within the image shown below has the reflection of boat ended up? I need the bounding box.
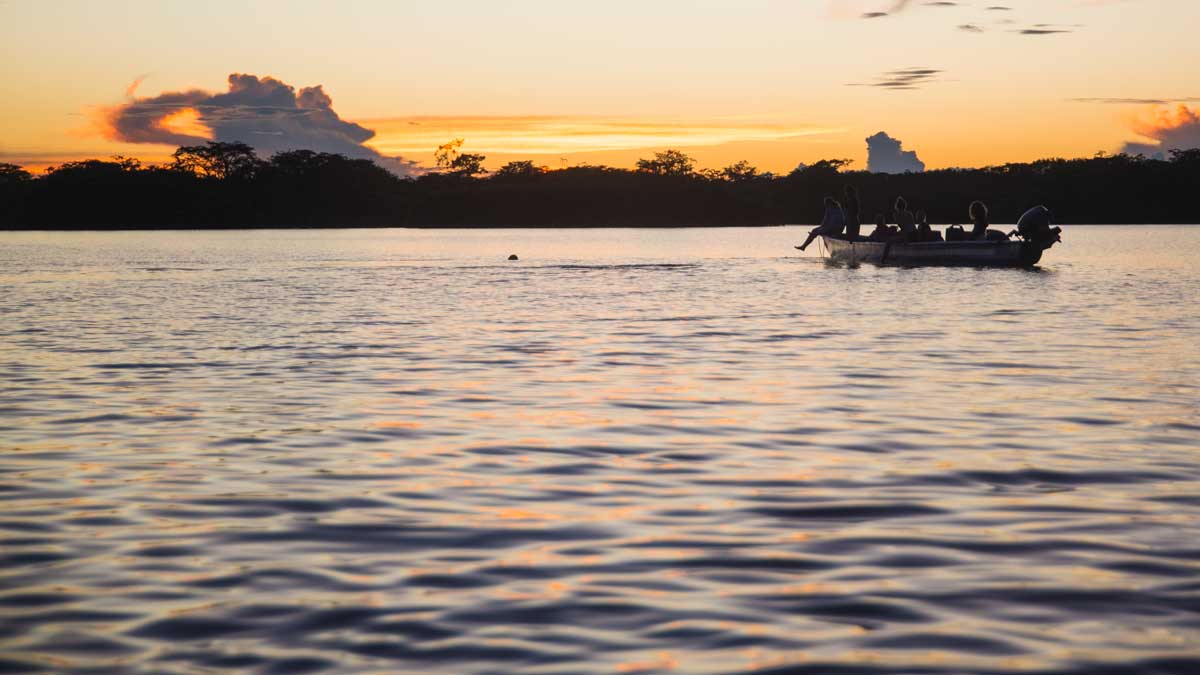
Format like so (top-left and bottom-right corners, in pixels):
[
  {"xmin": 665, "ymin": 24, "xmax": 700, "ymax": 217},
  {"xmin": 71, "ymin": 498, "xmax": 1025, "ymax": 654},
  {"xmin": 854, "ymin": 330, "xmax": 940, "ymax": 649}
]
[{"xmin": 818, "ymin": 236, "xmax": 1054, "ymax": 268}]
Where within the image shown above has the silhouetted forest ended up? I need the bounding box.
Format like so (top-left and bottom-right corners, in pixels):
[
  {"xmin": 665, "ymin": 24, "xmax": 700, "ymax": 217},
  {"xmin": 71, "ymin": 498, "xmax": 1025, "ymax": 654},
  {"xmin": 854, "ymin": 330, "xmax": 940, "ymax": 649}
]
[{"xmin": 2, "ymin": 142, "xmax": 1198, "ymax": 229}]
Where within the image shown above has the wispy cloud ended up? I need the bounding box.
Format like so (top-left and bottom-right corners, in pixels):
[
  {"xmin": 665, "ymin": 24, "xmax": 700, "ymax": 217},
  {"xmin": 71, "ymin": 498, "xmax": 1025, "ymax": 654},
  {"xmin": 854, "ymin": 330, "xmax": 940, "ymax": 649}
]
[
  {"xmin": 363, "ymin": 116, "xmax": 839, "ymax": 157},
  {"xmin": 848, "ymin": 68, "xmax": 943, "ymax": 90},
  {"xmin": 829, "ymin": 0, "xmax": 916, "ymax": 19},
  {"xmin": 850, "ymin": 0, "xmax": 958, "ymax": 18},
  {"xmin": 834, "ymin": 0, "xmax": 1090, "ymax": 39},
  {"xmin": 123, "ymin": 74, "xmax": 149, "ymax": 99},
  {"xmin": 1074, "ymin": 97, "xmax": 1200, "ymax": 104}
]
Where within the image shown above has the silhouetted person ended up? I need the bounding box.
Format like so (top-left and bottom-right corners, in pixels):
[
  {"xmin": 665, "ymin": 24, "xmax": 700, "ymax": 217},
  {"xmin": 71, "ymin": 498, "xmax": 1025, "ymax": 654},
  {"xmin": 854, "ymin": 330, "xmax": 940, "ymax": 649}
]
[
  {"xmin": 969, "ymin": 200, "xmax": 990, "ymax": 240},
  {"xmin": 843, "ymin": 185, "xmax": 861, "ymax": 241},
  {"xmin": 1016, "ymin": 205, "xmax": 1060, "ymax": 246},
  {"xmin": 867, "ymin": 212, "xmax": 895, "ymax": 242},
  {"xmin": 915, "ymin": 209, "xmax": 939, "ymax": 242},
  {"xmin": 895, "ymin": 197, "xmax": 916, "ymax": 240},
  {"xmin": 797, "ymin": 196, "xmax": 845, "ymax": 251}
]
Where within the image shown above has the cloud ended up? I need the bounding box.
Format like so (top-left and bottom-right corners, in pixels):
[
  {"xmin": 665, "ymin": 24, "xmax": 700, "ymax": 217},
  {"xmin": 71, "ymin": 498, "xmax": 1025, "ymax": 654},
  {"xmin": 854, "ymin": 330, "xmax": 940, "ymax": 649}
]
[
  {"xmin": 102, "ymin": 73, "xmax": 418, "ymax": 175},
  {"xmin": 1074, "ymin": 97, "xmax": 1200, "ymax": 105},
  {"xmin": 364, "ymin": 116, "xmax": 836, "ymax": 156},
  {"xmin": 856, "ymin": 0, "xmax": 957, "ymax": 18},
  {"xmin": 124, "ymin": 74, "xmax": 148, "ymax": 98},
  {"xmin": 958, "ymin": 23, "xmax": 985, "ymax": 32},
  {"xmin": 866, "ymin": 131, "xmax": 925, "ymax": 173},
  {"xmin": 830, "ymin": 0, "xmax": 913, "ymax": 19},
  {"xmin": 848, "ymin": 68, "xmax": 942, "ymax": 90},
  {"xmin": 1121, "ymin": 104, "xmax": 1200, "ymax": 157},
  {"xmin": 1015, "ymin": 23, "xmax": 1079, "ymax": 35}
]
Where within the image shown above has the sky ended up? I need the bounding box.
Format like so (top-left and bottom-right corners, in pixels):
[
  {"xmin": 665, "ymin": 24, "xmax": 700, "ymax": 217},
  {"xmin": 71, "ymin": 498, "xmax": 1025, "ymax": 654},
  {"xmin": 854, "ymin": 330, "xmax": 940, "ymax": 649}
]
[{"xmin": 2, "ymin": 0, "xmax": 1198, "ymax": 174}]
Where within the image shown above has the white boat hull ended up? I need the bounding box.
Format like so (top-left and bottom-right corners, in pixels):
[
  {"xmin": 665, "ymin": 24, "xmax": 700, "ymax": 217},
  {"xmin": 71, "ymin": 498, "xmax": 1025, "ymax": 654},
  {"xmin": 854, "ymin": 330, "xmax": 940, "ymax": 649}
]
[{"xmin": 819, "ymin": 236, "xmax": 1050, "ymax": 267}]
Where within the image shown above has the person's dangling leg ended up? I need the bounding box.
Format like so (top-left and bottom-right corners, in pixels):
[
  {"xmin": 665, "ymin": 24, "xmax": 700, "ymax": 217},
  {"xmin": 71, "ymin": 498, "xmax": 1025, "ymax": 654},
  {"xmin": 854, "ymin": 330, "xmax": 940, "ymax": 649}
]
[{"xmin": 797, "ymin": 228, "xmax": 822, "ymax": 251}]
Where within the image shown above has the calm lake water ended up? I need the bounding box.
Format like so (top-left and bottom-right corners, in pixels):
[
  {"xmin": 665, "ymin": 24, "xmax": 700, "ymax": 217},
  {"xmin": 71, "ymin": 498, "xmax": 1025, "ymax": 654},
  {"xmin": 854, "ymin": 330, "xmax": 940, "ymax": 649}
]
[{"xmin": 1, "ymin": 226, "xmax": 1198, "ymax": 674}]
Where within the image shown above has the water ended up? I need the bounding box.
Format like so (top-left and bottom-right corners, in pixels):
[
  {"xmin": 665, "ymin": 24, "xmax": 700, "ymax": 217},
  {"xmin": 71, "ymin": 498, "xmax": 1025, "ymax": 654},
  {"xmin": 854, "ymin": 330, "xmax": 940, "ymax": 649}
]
[{"xmin": 1, "ymin": 226, "xmax": 1198, "ymax": 674}]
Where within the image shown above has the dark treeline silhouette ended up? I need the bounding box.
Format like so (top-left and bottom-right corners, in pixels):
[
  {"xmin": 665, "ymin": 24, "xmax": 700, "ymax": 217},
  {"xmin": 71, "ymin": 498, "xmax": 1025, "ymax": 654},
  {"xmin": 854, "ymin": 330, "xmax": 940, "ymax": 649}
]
[{"xmin": 2, "ymin": 142, "xmax": 1198, "ymax": 229}]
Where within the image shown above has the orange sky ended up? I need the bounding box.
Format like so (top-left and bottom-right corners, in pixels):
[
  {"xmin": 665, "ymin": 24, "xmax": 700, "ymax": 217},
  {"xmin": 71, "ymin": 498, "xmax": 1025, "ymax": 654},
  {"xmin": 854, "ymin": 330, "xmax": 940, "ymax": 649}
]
[{"xmin": 2, "ymin": 1, "xmax": 1198, "ymax": 174}]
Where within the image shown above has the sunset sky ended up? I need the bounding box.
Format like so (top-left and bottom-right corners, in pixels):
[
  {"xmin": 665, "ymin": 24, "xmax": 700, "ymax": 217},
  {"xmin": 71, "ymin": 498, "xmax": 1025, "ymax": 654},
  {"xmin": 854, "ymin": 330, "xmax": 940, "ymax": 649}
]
[{"xmin": 2, "ymin": 0, "xmax": 1198, "ymax": 174}]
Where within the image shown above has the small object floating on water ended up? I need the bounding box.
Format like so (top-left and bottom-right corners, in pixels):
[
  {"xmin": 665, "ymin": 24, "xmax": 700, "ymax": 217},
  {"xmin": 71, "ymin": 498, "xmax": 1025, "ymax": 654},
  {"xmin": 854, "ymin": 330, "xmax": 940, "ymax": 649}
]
[{"xmin": 508, "ymin": 254, "xmax": 519, "ymax": 261}]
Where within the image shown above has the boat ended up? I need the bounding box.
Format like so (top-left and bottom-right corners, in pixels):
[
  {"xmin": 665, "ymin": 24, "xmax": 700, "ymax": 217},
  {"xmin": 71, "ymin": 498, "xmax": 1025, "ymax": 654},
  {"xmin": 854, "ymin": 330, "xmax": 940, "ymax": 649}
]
[
  {"xmin": 803, "ymin": 206, "xmax": 1061, "ymax": 268},
  {"xmin": 816, "ymin": 236, "xmax": 1054, "ymax": 267}
]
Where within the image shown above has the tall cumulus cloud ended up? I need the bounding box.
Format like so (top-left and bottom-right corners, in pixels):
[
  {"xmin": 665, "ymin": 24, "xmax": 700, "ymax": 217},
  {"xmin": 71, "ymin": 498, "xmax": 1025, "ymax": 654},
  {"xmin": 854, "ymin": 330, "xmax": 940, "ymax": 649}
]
[
  {"xmin": 104, "ymin": 73, "xmax": 417, "ymax": 175},
  {"xmin": 866, "ymin": 131, "xmax": 925, "ymax": 173},
  {"xmin": 1121, "ymin": 104, "xmax": 1200, "ymax": 158}
]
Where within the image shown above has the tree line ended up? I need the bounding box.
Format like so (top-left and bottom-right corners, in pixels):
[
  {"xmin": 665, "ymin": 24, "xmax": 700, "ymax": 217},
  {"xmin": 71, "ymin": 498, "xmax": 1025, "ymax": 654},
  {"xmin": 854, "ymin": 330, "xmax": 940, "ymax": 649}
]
[{"xmin": 1, "ymin": 141, "xmax": 1197, "ymax": 229}]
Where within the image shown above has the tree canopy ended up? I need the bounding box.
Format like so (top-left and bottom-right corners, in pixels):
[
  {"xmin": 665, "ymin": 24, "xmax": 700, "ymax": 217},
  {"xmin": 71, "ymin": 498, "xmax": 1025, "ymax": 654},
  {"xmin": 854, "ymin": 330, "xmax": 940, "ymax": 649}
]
[
  {"xmin": 2, "ymin": 146, "xmax": 1197, "ymax": 229},
  {"xmin": 636, "ymin": 149, "xmax": 696, "ymax": 176},
  {"xmin": 172, "ymin": 141, "xmax": 260, "ymax": 180},
  {"xmin": 434, "ymin": 139, "xmax": 487, "ymax": 176}
]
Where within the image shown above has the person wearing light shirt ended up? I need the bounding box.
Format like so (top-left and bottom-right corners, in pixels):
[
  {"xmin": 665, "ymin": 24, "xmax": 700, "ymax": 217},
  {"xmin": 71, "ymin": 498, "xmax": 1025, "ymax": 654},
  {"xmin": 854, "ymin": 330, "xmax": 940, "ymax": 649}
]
[
  {"xmin": 796, "ymin": 197, "xmax": 845, "ymax": 251},
  {"xmin": 894, "ymin": 196, "xmax": 916, "ymax": 240}
]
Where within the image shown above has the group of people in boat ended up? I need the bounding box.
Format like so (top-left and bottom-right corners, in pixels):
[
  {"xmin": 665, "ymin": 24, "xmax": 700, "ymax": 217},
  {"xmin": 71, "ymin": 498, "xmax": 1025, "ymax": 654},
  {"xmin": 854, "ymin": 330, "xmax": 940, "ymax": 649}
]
[{"xmin": 797, "ymin": 185, "xmax": 1006, "ymax": 252}]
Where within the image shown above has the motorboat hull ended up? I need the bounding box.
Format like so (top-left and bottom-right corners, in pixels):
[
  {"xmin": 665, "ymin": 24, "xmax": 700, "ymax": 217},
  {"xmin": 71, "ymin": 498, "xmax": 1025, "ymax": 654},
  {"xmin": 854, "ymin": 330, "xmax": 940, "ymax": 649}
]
[{"xmin": 819, "ymin": 236, "xmax": 1049, "ymax": 267}]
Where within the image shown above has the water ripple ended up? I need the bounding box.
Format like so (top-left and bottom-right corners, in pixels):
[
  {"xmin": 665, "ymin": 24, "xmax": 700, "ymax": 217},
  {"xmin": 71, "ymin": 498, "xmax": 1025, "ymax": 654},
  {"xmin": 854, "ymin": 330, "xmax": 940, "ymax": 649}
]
[{"xmin": 1, "ymin": 226, "xmax": 1199, "ymax": 674}]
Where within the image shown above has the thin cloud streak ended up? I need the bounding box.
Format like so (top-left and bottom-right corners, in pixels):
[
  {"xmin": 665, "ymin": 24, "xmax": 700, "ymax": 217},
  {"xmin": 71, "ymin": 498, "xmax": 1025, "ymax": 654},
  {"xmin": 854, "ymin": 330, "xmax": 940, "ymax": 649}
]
[
  {"xmin": 363, "ymin": 116, "xmax": 841, "ymax": 157},
  {"xmin": 833, "ymin": 0, "xmax": 1089, "ymax": 40},
  {"xmin": 1074, "ymin": 97, "xmax": 1200, "ymax": 105},
  {"xmin": 123, "ymin": 75, "xmax": 148, "ymax": 99},
  {"xmin": 847, "ymin": 68, "xmax": 943, "ymax": 90}
]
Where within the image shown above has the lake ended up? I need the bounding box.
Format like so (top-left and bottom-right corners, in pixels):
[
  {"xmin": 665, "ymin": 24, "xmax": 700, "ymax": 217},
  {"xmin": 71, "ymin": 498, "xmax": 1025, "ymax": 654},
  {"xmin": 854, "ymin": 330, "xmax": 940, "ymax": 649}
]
[{"xmin": 1, "ymin": 226, "xmax": 1198, "ymax": 674}]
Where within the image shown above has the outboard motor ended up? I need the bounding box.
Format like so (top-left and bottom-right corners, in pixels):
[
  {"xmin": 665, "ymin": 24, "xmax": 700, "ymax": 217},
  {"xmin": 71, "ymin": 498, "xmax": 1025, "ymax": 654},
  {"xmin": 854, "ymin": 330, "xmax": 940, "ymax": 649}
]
[{"xmin": 1015, "ymin": 205, "xmax": 1062, "ymax": 250}]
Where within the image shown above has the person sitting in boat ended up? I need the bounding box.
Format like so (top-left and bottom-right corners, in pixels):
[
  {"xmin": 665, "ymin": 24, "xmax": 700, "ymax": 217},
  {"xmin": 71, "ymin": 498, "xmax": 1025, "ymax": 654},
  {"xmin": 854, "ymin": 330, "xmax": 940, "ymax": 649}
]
[
  {"xmin": 968, "ymin": 201, "xmax": 990, "ymax": 240},
  {"xmin": 966, "ymin": 201, "xmax": 1010, "ymax": 241},
  {"xmin": 867, "ymin": 212, "xmax": 896, "ymax": 242},
  {"xmin": 1016, "ymin": 205, "xmax": 1061, "ymax": 246},
  {"xmin": 895, "ymin": 197, "xmax": 917, "ymax": 240},
  {"xmin": 843, "ymin": 185, "xmax": 861, "ymax": 241},
  {"xmin": 796, "ymin": 196, "xmax": 845, "ymax": 251},
  {"xmin": 914, "ymin": 210, "xmax": 942, "ymax": 242},
  {"xmin": 915, "ymin": 209, "xmax": 931, "ymax": 241}
]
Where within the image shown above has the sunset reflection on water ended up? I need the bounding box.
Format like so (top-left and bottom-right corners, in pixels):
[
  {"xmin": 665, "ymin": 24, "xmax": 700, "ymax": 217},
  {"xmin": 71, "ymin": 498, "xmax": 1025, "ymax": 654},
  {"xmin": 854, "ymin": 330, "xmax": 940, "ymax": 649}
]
[{"xmin": 1, "ymin": 226, "xmax": 1198, "ymax": 674}]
